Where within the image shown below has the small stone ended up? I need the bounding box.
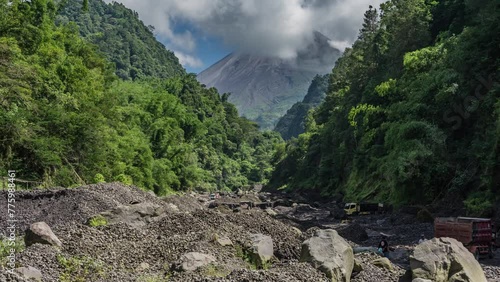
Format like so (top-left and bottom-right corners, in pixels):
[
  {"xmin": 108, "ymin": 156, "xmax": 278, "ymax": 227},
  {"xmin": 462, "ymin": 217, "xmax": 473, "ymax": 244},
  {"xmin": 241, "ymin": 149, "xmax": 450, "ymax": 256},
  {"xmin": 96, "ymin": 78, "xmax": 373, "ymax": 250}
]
[
  {"xmin": 136, "ymin": 262, "xmax": 150, "ymax": 272},
  {"xmin": 371, "ymin": 257, "xmax": 393, "ymax": 271},
  {"xmin": 216, "ymin": 236, "xmax": 233, "ymax": 247},
  {"xmin": 291, "ymin": 227, "xmax": 302, "ymax": 236},
  {"xmin": 176, "ymin": 252, "xmax": 216, "ymax": 272},
  {"xmin": 15, "ymin": 266, "xmax": 42, "ymax": 281},
  {"xmin": 265, "ymin": 208, "xmax": 277, "ymax": 216}
]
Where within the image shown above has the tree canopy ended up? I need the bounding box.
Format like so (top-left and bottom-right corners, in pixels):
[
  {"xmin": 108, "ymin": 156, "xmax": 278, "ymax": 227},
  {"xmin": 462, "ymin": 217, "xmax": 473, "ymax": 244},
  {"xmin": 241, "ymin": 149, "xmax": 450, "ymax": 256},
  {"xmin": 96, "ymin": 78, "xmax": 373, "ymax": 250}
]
[
  {"xmin": 0, "ymin": 0, "xmax": 282, "ymax": 194},
  {"xmin": 269, "ymin": 0, "xmax": 499, "ymax": 215}
]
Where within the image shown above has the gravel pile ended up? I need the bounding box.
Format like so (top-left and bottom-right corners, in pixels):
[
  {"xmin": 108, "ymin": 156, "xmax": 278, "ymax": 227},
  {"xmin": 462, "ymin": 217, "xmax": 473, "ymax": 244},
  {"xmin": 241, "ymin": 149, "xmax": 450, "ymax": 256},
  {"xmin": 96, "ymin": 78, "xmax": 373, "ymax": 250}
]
[
  {"xmin": 0, "ymin": 183, "xmax": 164, "ymax": 232},
  {"xmin": 351, "ymin": 252, "xmax": 407, "ymax": 282}
]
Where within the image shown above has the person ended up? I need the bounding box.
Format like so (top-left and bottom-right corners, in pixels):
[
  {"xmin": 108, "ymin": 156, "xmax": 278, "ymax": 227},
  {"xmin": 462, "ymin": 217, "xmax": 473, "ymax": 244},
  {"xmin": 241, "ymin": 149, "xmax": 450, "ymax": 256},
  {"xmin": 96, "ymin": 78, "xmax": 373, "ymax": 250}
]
[
  {"xmin": 378, "ymin": 236, "xmax": 389, "ymax": 257},
  {"xmin": 418, "ymin": 234, "xmax": 426, "ymax": 244}
]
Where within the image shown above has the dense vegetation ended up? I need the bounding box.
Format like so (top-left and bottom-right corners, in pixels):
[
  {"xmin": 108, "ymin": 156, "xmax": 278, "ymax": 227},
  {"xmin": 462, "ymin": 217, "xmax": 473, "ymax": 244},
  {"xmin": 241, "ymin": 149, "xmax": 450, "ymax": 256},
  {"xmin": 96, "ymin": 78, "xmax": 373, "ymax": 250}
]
[
  {"xmin": 274, "ymin": 74, "xmax": 329, "ymax": 140},
  {"xmin": 0, "ymin": 0, "xmax": 282, "ymax": 194},
  {"xmin": 269, "ymin": 0, "xmax": 499, "ymax": 215},
  {"xmin": 57, "ymin": 0, "xmax": 185, "ymax": 80}
]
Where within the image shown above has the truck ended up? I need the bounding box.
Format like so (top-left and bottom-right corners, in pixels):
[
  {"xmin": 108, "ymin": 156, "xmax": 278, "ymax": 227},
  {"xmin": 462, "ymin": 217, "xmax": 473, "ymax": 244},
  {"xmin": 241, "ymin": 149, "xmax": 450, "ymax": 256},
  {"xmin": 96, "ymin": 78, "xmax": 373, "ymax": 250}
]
[
  {"xmin": 434, "ymin": 217, "xmax": 495, "ymax": 260},
  {"xmin": 344, "ymin": 202, "xmax": 389, "ymax": 215}
]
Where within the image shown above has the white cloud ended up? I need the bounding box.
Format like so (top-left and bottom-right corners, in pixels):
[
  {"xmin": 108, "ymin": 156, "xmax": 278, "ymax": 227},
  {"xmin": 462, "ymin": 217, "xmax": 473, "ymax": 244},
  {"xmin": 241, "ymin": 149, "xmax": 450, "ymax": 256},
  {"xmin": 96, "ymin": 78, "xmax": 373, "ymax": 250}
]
[
  {"xmin": 328, "ymin": 40, "xmax": 351, "ymax": 52},
  {"xmin": 103, "ymin": 0, "xmax": 386, "ymax": 62},
  {"xmin": 173, "ymin": 50, "xmax": 204, "ymax": 69}
]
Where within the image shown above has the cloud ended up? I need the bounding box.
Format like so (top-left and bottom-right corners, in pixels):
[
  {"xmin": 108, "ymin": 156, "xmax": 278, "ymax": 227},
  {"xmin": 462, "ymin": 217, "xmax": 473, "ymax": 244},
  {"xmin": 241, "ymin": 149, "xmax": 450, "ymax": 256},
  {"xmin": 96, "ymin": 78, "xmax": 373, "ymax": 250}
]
[
  {"xmin": 174, "ymin": 50, "xmax": 204, "ymax": 69},
  {"xmin": 328, "ymin": 40, "xmax": 351, "ymax": 52},
  {"xmin": 103, "ymin": 0, "xmax": 386, "ymax": 60}
]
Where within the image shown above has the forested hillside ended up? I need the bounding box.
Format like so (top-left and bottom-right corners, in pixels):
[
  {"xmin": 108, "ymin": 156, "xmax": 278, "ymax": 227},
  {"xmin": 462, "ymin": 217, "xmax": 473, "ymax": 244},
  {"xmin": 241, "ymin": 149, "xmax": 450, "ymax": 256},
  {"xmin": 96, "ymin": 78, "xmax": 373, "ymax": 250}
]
[
  {"xmin": 57, "ymin": 0, "xmax": 185, "ymax": 80},
  {"xmin": 274, "ymin": 74, "xmax": 329, "ymax": 140},
  {"xmin": 0, "ymin": 0, "xmax": 281, "ymax": 195},
  {"xmin": 269, "ymin": 0, "xmax": 500, "ymax": 215}
]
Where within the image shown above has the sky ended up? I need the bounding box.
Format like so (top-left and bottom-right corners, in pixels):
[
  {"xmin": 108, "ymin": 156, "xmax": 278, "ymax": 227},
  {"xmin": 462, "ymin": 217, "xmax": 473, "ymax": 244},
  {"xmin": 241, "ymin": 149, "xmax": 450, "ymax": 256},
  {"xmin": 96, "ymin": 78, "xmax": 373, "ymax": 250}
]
[{"xmin": 102, "ymin": 0, "xmax": 386, "ymax": 73}]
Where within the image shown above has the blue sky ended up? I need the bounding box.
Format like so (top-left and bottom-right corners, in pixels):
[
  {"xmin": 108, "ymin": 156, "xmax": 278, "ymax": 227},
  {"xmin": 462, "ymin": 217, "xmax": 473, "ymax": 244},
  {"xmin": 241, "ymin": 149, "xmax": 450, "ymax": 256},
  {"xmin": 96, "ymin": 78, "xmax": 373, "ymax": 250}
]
[{"xmin": 157, "ymin": 20, "xmax": 232, "ymax": 74}]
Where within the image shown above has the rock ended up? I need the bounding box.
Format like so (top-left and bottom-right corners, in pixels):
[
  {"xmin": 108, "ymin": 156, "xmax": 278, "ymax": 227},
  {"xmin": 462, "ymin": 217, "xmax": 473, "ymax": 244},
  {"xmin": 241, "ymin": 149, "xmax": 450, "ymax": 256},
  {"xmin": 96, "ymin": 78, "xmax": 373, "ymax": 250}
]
[
  {"xmin": 337, "ymin": 223, "xmax": 369, "ymax": 243},
  {"xmin": 167, "ymin": 203, "xmax": 180, "ymax": 213},
  {"xmin": 99, "ymin": 202, "xmax": 166, "ymax": 228},
  {"xmin": 371, "ymin": 257, "xmax": 393, "ymax": 271},
  {"xmin": 388, "ymin": 248, "xmax": 409, "ymax": 262},
  {"xmin": 176, "ymin": 252, "xmax": 216, "ymax": 272},
  {"xmin": 300, "ymin": 229, "xmax": 354, "ymax": 282},
  {"xmin": 216, "ymin": 236, "xmax": 233, "ymax": 247},
  {"xmin": 248, "ymin": 233, "xmax": 274, "ymax": 266},
  {"xmin": 25, "ymin": 222, "xmax": 62, "ymax": 248},
  {"xmin": 328, "ymin": 206, "xmax": 347, "ymax": 220},
  {"xmin": 353, "ymin": 259, "xmax": 363, "ymax": 272},
  {"xmin": 410, "ymin": 237, "xmax": 487, "ymax": 282},
  {"xmin": 265, "ymin": 208, "xmax": 278, "ymax": 216},
  {"xmin": 136, "ymin": 262, "xmax": 150, "ymax": 272},
  {"xmin": 15, "ymin": 266, "xmax": 42, "ymax": 281},
  {"xmin": 291, "ymin": 227, "xmax": 302, "ymax": 236},
  {"xmin": 412, "ymin": 279, "xmax": 433, "ymax": 282}
]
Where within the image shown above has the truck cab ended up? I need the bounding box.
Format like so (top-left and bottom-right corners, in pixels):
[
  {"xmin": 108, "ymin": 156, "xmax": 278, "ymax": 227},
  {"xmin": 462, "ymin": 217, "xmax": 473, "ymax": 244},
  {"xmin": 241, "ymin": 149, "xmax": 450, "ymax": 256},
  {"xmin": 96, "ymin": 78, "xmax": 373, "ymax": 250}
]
[{"xmin": 344, "ymin": 203, "xmax": 358, "ymax": 215}]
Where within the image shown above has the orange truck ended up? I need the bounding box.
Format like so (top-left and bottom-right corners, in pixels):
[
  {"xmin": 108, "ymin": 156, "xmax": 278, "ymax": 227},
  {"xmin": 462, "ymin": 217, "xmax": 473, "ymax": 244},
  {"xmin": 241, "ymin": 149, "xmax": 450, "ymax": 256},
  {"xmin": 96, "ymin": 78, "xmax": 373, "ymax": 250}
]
[{"xmin": 434, "ymin": 217, "xmax": 496, "ymax": 260}]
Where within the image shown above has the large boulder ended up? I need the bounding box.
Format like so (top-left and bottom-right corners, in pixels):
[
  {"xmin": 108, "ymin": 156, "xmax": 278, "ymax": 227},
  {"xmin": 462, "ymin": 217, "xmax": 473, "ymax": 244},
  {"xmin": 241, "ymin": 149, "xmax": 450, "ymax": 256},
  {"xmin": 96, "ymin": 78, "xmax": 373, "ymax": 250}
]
[
  {"xmin": 25, "ymin": 222, "xmax": 62, "ymax": 248},
  {"xmin": 248, "ymin": 233, "xmax": 274, "ymax": 267},
  {"xmin": 175, "ymin": 252, "xmax": 216, "ymax": 272},
  {"xmin": 97, "ymin": 202, "xmax": 167, "ymax": 228},
  {"xmin": 300, "ymin": 229, "xmax": 354, "ymax": 282},
  {"xmin": 410, "ymin": 237, "xmax": 487, "ymax": 282}
]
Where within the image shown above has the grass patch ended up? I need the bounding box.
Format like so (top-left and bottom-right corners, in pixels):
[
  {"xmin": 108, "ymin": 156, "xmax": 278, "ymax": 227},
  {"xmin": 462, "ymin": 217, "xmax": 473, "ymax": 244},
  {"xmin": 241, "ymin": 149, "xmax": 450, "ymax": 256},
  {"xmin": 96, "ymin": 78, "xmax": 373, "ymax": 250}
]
[
  {"xmin": 57, "ymin": 254, "xmax": 107, "ymax": 282},
  {"xmin": 88, "ymin": 215, "xmax": 108, "ymax": 227},
  {"xmin": 137, "ymin": 274, "xmax": 171, "ymax": 282},
  {"xmin": 0, "ymin": 236, "xmax": 25, "ymax": 267},
  {"xmin": 203, "ymin": 264, "xmax": 230, "ymax": 278},
  {"xmin": 234, "ymin": 245, "xmax": 271, "ymax": 270}
]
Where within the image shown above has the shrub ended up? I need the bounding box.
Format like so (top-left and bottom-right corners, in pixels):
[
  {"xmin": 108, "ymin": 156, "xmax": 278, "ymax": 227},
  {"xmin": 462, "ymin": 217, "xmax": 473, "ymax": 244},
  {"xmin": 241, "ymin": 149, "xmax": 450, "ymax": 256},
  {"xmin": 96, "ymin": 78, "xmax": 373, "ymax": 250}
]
[
  {"xmin": 88, "ymin": 215, "xmax": 108, "ymax": 227},
  {"xmin": 94, "ymin": 173, "xmax": 106, "ymax": 183}
]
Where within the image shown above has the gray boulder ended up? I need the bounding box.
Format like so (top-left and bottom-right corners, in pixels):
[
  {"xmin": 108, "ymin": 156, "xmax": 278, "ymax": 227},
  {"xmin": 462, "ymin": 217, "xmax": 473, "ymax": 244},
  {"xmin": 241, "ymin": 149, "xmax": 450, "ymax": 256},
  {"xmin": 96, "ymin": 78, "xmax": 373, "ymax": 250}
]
[
  {"xmin": 98, "ymin": 202, "xmax": 167, "ymax": 228},
  {"xmin": 300, "ymin": 229, "xmax": 354, "ymax": 282},
  {"xmin": 248, "ymin": 233, "xmax": 274, "ymax": 267},
  {"xmin": 15, "ymin": 266, "xmax": 42, "ymax": 281},
  {"xmin": 410, "ymin": 237, "xmax": 487, "ymax": 282},
  {"xmin": 25, "ymin": 222, "xmax": 62, "ymax": 248},
  {"xmin": 176, "ymin": 252, "xmax": 216, "ymax": 272}
]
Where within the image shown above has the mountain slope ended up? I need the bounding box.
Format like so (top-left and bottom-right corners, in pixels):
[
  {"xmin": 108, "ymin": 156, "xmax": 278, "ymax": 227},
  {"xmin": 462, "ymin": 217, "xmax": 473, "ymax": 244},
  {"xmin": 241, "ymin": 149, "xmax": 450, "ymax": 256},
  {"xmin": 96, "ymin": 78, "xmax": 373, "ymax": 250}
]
[
  {"xmin": 274, "ymin": 74, "xmax": 329, "ymax": 140},
  {"xmin": 198, "ymin": 31, "xmax": 340, "ymax": 130},
  {"xmin": 57, "ymin": 0, "xmax": 185, "ymax": 80}
]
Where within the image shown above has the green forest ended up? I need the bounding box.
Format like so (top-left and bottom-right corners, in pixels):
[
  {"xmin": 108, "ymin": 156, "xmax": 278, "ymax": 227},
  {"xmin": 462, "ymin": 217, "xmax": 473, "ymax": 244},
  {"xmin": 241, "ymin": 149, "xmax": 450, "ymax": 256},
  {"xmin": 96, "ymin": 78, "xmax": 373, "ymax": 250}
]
[
  {"xmin": 0, "ymin": 0, "xmax": 282, "ymax": 195},
  {"xmin": 1, "ymin": 0, "xmax": 499, "ymax": 216},
  {"xmin": 270, "ymin": 0, "xmax": 500, "ymax": 215}
]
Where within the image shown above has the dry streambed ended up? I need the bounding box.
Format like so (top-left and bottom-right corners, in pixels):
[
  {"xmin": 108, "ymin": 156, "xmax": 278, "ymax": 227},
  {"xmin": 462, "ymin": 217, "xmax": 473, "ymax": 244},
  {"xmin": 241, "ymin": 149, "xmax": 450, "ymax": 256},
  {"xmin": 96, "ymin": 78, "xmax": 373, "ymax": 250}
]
[{"xmin": 0, "ymin": 183, "xmax": 498, "ymax": 282}]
